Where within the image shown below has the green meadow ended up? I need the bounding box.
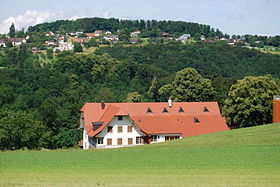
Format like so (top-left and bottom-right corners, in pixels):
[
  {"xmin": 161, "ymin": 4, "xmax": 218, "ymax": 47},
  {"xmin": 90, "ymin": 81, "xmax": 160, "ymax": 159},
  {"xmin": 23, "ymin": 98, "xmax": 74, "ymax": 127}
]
[{"xmin": 1, "ymin": 124, "xmax": 280, "ymax": 187}]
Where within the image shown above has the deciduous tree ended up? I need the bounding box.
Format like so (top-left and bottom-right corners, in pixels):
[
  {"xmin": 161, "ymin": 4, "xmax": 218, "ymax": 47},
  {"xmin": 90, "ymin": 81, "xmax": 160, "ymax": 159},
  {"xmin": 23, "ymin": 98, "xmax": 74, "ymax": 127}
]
[
  {"xmin": 159, "ymin": 68, "xmax": 216, "ymax": 102},
  {"xmin": 125, "ymin": 92, "xmax": 143, "ymax": 102},
  {"xmin": 0, "ymin": 110, "xmax": 45, "ymax": 150},
  {"xmin": 222, "ymin": 76, "xmax": 280, "ymax": 128}
]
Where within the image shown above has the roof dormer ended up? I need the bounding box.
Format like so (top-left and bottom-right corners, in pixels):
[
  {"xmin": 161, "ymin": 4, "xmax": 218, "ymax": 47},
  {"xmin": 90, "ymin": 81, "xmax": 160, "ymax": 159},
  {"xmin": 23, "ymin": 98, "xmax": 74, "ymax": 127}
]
[
  {"xmin": 178, "ymin": 107, "xmax": 184, "ymax": 113},
  {"xmin": 146, "ymin": 107, "xmax": 153, "ymax": 113},
  {"xmin": 203, "ymin": 106, "xmax": 209, "ymax": 112},
  {"xmin": 194, "ymin": 117, "xmax": 200, "ymax": 123},
  {"xmin": 162, "ymin": 107, "xmax": 169, "ymax": 113}
]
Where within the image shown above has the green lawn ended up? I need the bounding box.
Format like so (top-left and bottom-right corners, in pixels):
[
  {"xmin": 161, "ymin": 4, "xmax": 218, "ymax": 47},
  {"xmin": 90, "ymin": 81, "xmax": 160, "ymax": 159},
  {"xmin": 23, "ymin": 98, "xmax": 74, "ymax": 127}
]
[{"xmin": 1, "ymin": 124, "xmax": 280, "ymax": 187}]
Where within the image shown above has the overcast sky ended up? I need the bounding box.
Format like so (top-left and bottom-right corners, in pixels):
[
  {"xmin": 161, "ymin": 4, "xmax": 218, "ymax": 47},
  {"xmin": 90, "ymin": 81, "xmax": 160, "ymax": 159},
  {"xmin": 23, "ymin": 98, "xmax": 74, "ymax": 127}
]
[{"xmin": 0, "ymin": 0, "xmax": 279, "ymax": 36}]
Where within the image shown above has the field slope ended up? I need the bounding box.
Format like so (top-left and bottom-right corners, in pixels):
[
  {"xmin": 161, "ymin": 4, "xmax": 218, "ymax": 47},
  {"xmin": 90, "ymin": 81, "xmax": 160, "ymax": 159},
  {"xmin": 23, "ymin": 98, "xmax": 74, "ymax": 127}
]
[{"xmin": 1, "ymin": 124, "xmax": 280, "ymax": 187}]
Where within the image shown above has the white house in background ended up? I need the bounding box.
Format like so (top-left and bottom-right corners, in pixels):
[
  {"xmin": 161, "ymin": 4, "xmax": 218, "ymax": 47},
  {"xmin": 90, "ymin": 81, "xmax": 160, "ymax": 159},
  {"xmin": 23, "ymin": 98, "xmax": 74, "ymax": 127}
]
[
  {"xmin": 94, "ymin": 30, "xmax": 103, "ymax": 37},
  {"xmin": 80, "ymin": 100, "xmax": 228, "ymax": 149},
  {"xmin": 9, "ymin": 38, "xmax": 26, "ymax": 46},
  {"xmin": 0, "ymin": 40, "xmax": 6, "ymax": 47},
  {"xmin": 130, "ymin": 30, "xmax": 141, "ymax": 37},
  {"xmin": 57, "ymin": 37, "xmax": 65, "ymax": 44},
  {"xmin": 54, "ymin": 41, "xmax": 74, "ymax": 52},
  {"xmin": 46, "ymin": 31, "xmax": 55, "ymax": 37},
  {"xmin": 178, "ymin": 34, "xmax": 191, "ymax": 42},
  {"xmin": 45, "ymin": 40, "xmax": 56, "ymax": 46},
  {"xmin": 68, "ymin": 32, "xmax": 83, "ymax": 36},
  {"xmin": 103, "ymin": 35, "xmax": 119, "ymax": 42},
  {"xmin": 200, "ymin": 35, "xmax": 206, "ymax": 41},
  {"xmin": 105, "ymin": 31, "xmax": 112, "ymax": 35}
]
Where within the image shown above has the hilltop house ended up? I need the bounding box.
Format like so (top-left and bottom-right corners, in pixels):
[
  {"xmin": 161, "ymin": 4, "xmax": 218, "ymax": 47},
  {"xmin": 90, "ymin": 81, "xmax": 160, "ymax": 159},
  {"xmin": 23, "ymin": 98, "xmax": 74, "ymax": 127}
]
[
  {"xmin": 105, "ymin": 31, "xmax": 112, "ymax": 35},
  {"xmin": 103, "ymin": 35, "xmax": 119, "ymax": 43},
  {"xmin": 9, "ymin": 38, "xmax": 26, "ymax": 46},
  {"xmin": 79, "ymin": 100, "xmax": 228, "ymax": 149},
  {"xmin": 0, "ymin": 39, "xmax": 6, "ymax": 47},
  {"xmin": 94, "ymin": 30, "xmax": 103, "ymax": 37},
  {"xmin": 178, "ymin": 34, "xmax": 191, "ymax": 42},
  {"xmin": 53, "ymin": 41, "xmax": 74, "ymax": 52},
  {"xmin": 45, "ymin": 40, "xmax": 56, "ymax": 46},
  {"xmin": 130, "ymin": 30, "xmax": 141, "ymax": 37}
]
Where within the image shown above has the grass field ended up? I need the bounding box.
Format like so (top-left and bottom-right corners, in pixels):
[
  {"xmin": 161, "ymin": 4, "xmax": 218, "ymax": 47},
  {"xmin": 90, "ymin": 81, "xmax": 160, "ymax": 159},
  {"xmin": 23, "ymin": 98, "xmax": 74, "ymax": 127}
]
[{"xmin": 1, "ymin": 124, "xmax": 280, "ymax": 187}]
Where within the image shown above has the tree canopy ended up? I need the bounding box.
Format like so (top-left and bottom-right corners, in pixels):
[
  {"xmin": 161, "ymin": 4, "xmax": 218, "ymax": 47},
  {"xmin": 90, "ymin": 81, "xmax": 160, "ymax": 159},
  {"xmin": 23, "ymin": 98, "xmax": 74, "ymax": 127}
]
[
  {"xmin": 125, "ymin": 92, "xmax": 143, "ymax": 102},
  {"xmin": 159, "ymin": 68, "xmax": 216, "ymax": 102},
  {"xmin": 222, "ymin": 76, "xmax": 280, "ymax": 128},
  {"xmin": 0, "ymin": 110, "xmax": 46, "ymax": 150}
]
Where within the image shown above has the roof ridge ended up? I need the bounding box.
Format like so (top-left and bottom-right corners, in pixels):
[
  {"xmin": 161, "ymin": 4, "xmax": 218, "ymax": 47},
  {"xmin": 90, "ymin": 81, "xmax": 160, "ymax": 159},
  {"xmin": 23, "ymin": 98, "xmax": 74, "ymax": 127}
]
[{"xmin": 98, "ymin": 104, "xmax": 120, "ymax": 122}]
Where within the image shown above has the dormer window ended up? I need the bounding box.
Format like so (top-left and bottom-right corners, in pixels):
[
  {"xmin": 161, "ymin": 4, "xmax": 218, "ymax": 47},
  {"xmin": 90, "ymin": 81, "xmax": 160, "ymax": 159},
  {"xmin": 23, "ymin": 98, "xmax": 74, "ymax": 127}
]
[
  {"xmin": 118, "ymin": 116, "xmax": 123, "ymax": 121},
  {"xmin": 203, "ymin": 106, "xmax": 209, "ymax": 112},
  {"xmin": 162, "ymin": 107, "xmax": 169, "ymax": 113},
  {"xmin": 194, "ymin": 117, "xmax": 200, "ymax": 123},
  {"xmin": 178, "ymin": 107, "xmax": 184, "ymax": 113},
  {"xmin": 146, "ymin": 107, "xmax": 153, "ymax": 113}
]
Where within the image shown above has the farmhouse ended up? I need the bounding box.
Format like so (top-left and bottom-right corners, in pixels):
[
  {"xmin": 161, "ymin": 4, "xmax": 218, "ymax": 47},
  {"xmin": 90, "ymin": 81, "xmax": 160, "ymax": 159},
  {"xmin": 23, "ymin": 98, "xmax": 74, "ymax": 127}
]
[{"xmin": 80, "ymin": 100, "xmax": 228, "ymax": 149}]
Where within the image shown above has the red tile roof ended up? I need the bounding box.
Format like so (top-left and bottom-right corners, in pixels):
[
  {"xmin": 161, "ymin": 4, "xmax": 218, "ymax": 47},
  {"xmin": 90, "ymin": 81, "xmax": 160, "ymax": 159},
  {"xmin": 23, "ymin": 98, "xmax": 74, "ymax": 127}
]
[{"xmin": 81, "ymin": 102, "xmax": 228, "ymax": 138}]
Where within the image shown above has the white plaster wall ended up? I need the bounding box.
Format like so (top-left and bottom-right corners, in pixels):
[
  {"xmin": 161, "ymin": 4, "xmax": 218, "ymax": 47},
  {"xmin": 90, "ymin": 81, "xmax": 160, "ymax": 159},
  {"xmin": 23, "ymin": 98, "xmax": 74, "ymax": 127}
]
[
  {"xmin": 96, "ymin": 116, "xmax": 143, "ymax": 146},
  {"xmin": 157, "ymin": 135, "xmax": 166, "ymax": 143},
  {"xmin": 151, "ymin": 134, "xmax": 182, "ymax": 143},
  {"xmin": 83, "ymin": 129, "xmax": 89, "ymax": 149}
]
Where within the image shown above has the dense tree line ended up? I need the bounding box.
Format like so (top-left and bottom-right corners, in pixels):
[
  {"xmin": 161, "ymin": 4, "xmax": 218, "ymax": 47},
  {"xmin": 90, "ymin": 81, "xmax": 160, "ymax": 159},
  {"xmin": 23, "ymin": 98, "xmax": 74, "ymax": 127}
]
[
  {"xmin": 27, "ymin": 17, "xmax": 221, "ymax": 38},
  {"xmin": 95, "ymin": 43, "xmax": 280, "ymax": 78},
  {"xmin": 1, "ymin": 43, "xmax": 280, "ymax": 150}
]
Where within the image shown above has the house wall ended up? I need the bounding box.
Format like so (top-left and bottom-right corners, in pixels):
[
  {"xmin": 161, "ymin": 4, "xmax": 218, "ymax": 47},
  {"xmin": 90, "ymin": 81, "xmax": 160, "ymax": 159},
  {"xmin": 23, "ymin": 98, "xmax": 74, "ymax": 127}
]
[
  {"xmin": 150, "ymin": 134, "xmax": 182, "ymax": 143},
  {"xmin": 95, "ymin": 116, "xmax": 144, "ymax": 148},
  {"xmin": 83, "ymin": 129, "xmax": 89, "ymax": 149}
]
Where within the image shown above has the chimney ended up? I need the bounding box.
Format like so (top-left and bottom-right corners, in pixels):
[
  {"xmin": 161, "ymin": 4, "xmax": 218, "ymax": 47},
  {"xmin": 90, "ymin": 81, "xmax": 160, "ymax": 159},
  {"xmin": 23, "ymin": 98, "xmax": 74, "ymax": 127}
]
[
  {"xmin": 273, "ymin": 95, "xmax": 280, "ymax": 123},
  {"xmin": 101, "ymin": 100, "xmax": 105, "ymax": 110},
  {"xmin": 168, "ymin": 97, "xmax": 172, "ymax": 108}
]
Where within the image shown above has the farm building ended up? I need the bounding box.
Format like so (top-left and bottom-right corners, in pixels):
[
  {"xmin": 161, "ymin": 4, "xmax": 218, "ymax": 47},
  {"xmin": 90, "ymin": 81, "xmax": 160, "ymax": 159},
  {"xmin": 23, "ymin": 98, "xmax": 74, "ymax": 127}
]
[{"xmin": 79, "ymin": 100, "xmax": 228, "ymax": 149}]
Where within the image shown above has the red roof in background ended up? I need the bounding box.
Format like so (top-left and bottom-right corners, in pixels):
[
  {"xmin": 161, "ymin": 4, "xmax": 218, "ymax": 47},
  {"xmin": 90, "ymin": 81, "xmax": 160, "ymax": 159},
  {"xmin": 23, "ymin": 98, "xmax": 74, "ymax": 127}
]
[
  {"xmin": 81, "ymin": 102, "xmax": 228, "ymax": 138},
  {"xmin": 85, "ymin": 33, "xmax": 95, "ymax": 37}
]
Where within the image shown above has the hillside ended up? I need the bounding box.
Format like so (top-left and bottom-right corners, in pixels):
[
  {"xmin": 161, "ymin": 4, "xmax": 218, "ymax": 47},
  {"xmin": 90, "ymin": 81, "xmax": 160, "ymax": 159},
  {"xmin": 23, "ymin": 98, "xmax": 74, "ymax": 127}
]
[{"xmin": 1, "ymin": 123, "xmax": 279, "ymax": 187}]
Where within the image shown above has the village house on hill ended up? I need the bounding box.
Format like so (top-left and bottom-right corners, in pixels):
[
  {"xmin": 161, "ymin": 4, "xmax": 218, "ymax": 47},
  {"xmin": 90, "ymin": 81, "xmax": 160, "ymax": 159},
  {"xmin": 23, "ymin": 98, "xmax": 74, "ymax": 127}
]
[
  {"xmin": 79, "ymin": 100, "xmax": 228, "ymax": 149},
  {"xmin": 130, "ymin": 30, "xmax": 141, "ymax": 37}
]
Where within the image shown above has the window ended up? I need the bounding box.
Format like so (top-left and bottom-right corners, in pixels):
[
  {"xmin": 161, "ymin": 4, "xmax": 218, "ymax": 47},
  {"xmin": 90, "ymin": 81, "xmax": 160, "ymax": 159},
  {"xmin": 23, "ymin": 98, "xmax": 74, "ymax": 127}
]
[
  {"xmin": 136, "ymin": 137, "xmax": 143, "ymax": 144},
  {"xmin": 118, "ymin": 126, "xmax": 123, "ymax": 133},
  {"xmin": 117, "ymin": 138, "xmax": 122, "ymax": 145},
  {"xmin": 151, "ymin": 135, "xmax": 157, "ymax": 142},
  {"xmin": 146, "ymin": 107, "xmax": 153, "ymax": 113},
  {"xmin": 97, "ymin": 137, "xmax": 104, "ymax": 144},
  {"xmin": 162, "ymin": 107, "xmax": 169, "ymax": 113},
  {"xmin": 194, "ymin": 117, "xmax": 200, "ymax": 123},
  {"xmin": 178, "ymin": 107, "xmax": 184, "ymax": 113},
  {"xmin": 203, "ymin": 106, "xmax": 209, "ymax": 112},
  {"xmin": 128, "ymin": 138, "xmax": 133, "ymax": 145},
  {"xmin": 118, "ymin": 116, "xmax": 123, "ymax": 121},
  {"xmin": 127, "ymin": 126, "xmax": 133, "ymax": 133},
  {"xmin": 165, "ymin": 136, "xmax": 180, "ymax": 141},
  {"xmin": 107, "ymin": 138, "xmax": 112, "ymax": 145},
  {"xmin": 107, "ymin": 126, "xmax": 113, "ymax": 133}
]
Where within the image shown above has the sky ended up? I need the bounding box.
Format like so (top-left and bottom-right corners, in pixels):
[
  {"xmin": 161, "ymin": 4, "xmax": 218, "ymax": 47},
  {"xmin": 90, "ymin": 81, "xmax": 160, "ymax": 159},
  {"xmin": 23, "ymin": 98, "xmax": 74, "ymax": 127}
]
[{"xmin": 0, "ymin": 0, "xmax": 279, "ymax": 36}]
